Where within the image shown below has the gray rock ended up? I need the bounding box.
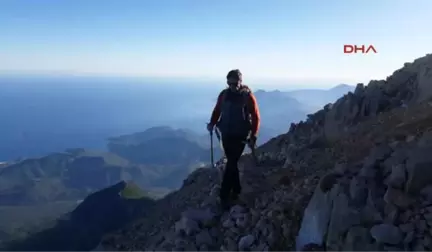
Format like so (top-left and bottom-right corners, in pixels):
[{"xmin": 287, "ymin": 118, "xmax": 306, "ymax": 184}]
[
  {"xmin": 420, "ymin": 185, "xmax": 432, "ymax": 201},
  {"xmin": 184, "ymin": 242, "xmax": 198, "ymax": 251},
  {"xmin": 384, "ymin": 204, "xmax": 399, "ymax": 224},
  {"xmin": 367, "ymin": 145, "xmax": 394, "ymax": 164},
  {"xmin": 255, "ymin": 243, "xmax": 269, "ymax": 251},
  {"xmin": 382, "ymin": 149, "xmax": 409, "ymax": 177},
  {"xmin": 423, "ymin": 212, "xmax": 432, "ymax": 226},
  {"xmin": 209, "ymin": 185, "xmax": 220, "ymax": 197},
  {"xmin": 236, "ymin": 214, "xmax": 250, "ymax": 228},
  {"xmin": 404, "ymin": 231, "xmax": 415, "ymax": 244},
  {"xmin": 423, "ymin": 234, "xmax": 432, "ymax": 248},
  {"xmin": 209, "ymin": 227, "xmax": 219, "ymax": 238},
  {"xmin": 231, "ymin": 204, "xmax": 247, "ymax": 214},
  {"xmin": 199, "ymin": 244, "xmax": 209, "ymax": 251},
  {"xmin": 296, "ymin": 185, "xmax": 332, "ymax": 250},
  {"xmin": 386, "ymin": 164, "xmax": 407, "ymax": 189},
  {"xmin": 361, "ymin": 190, "xmax": 384, "ymax": 223},
  {"xmin": 405, "ymin": 147, "xmax": 432, "ymax": 194},
  {"xmin": 174, "ymin": 238, "xmax": 190, "ymax": 250},
  {"xmin": 266, "ymin": 231, "xmax": 278, "ymax": 247},
  {"xmin": 384, "ymin": 187, "xmax": 415, "ymax": 209},
  {"xmin": 318, "ymin": 172, "xmax": 341, "ymax": 192},
  {"xmin": 182, "ymin": 208, "xmax": 216, "ymax": 226},
  {"xmin": 326, "ymin": 187, "xmax": 362, "ymax": 250},
  {"xmin": 416, "ymin": 219, "xmax": 428, "ymax": 233},
  {"xmin": 224, "ymin": 238, "xmax": 239, "ymax": 251},
  {"xmin": 359, "ymin": 163, "xmax": 376, "ymax": 178},
  {"xmin": 333, "ymin": 163, "xmax": 348, "ymax": 174},
  {"xmin": 282, "ymin": 156, "xmax": 292, "ymax": 169},
  {"xmin": 343, "ymin": 226, "xmax": 375, "ymax": 251},
  {"xmin": 172, "ymin": 247, "xmax": 186, "ymax": 252},
  {"xmin": 349, "ymin": 176, "xmax": 368, "ymax": 207},
  {"xmin": 195, "ymin": 230, "xmax": 213, "ymax": 247},
  {"xmin": 399, "ymin": 209, "xmax": 414, "ymax": 223},
  {"xmin": 370, "ymin": 224, "xmax": 403, "ymax": 245},
  {"xmin": 222, "ymin": 218, "xmax": 235, "ymax": 229},
  {"xmin": 238, "ymin": 234, "xmax": 255, "ymax": 251},
  {"xmin": 175, "ymin": 217, "xmax": 200, "ymax": 236},
  {"xmin": 385, "ymin": 246, "xmax": 404, "ymax": 251},
  {"xmin": 417, "ymin": 131, "xmax": 432, "ymax": 147},
  {"xmin": 413, "ymin": 240, "xmax": 425, "ymax": 251},
  {"xmin": 399, "ymin": 223, "xmax": 415, "ymax": 233}
]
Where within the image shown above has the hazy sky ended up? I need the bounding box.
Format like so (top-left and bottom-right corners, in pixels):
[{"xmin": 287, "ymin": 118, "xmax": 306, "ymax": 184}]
[{"xmin": 1, "ymin": 0, "xmax": 431, "ymax": 86}]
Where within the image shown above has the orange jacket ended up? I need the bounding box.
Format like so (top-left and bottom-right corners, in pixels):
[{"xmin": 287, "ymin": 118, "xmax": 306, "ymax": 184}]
[{"xmin": 209, "ymin": 89, "xmax": 260, "ymax": 137}]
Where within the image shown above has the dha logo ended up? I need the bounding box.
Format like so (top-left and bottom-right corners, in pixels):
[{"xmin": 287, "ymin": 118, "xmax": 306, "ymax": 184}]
[{"xmin": 344, "ymin": 44, "xmax": 377, "ymax": 54}]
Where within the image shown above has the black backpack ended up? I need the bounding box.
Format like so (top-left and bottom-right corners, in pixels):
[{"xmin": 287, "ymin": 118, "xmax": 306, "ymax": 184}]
[{"xmin": 216, "ymin": 85, "xmax": 252, "ymax": 138}]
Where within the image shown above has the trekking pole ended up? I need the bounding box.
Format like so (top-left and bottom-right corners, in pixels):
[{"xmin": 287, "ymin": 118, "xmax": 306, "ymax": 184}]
[
  {"xmin": 214, "ymin": 126, "xmax": 224, "ymax": 154},
  {"xmin": 209, "ymin": 127, "xmax": 215, "ymax": 168},
  {"xmin": 214, "ymin": 126, "xmax": 225, "ymax": 183},
  {"xmin": 250, "ymin": 142, "xmax": 258, "ymax": 165}
]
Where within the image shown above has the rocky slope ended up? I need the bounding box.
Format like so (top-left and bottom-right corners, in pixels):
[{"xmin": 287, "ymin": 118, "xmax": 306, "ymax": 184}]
[{"xmin": 100, "ymin": 53, "xmax": 432, "ymax": 251}]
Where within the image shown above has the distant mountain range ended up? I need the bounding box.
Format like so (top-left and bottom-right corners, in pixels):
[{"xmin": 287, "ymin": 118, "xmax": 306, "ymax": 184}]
[
  {"xmin": 107, "ymin": 126, "xmax": 220, "ymax": 165},
  {"xmin": 0, "ymin": 126, "xmax": 221, "ymax": 207},
  {"xmin": 0, "ymin": 84, "xmax": 355, "ymax": 206},
  {"xmin": 284, "ymin": 84, "xmax": 355, "ymax": 109},
  {"xmin": 252, "ymin": 84, "xmax": 355, "ymax": 143},
  {"xmin": 0, "ymin": 84, "xmax": 355, "ymax": 247},
  {"xmin": 0, "ymin": 125, "xmax": 223, "ymax": 245}
]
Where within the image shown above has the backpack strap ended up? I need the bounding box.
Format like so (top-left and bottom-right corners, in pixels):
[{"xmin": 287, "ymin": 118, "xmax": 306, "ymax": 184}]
[
  {"xmin": 219, "ymin": 88, "xmax": 228, "ymax": 108},
  {"xmin": 220, "ymin": 85, "xmax": 252, "ymax": 110},
  {"xmin": 239, "ymin": 85, "xmax": 252, "ymax": 113}
]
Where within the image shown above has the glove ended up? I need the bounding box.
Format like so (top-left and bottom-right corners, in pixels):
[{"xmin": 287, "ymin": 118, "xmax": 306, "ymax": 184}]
[
  {"xmin": 248, "ymin": 135, "xmax": 257, "ymax": 147},
  {"xmin": 206, "ymin": 123, "xmax": 214, "ymax": 133}
]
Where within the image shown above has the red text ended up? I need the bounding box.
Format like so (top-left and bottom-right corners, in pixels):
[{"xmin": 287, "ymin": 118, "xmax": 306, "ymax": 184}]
[{"xmin": 344, "ymin": 44, "xmax": 377, "ymax": 54}]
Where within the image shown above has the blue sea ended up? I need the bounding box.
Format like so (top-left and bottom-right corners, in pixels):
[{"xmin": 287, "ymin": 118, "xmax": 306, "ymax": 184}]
[{"xmin": 0, "ymin": 75, "xmax": 221, "ymax": 160}]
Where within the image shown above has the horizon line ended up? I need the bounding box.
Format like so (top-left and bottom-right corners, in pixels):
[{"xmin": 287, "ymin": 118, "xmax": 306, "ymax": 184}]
[{"xmin": 0, "ymin": 70, "xmax": 367, "ymax": 85}]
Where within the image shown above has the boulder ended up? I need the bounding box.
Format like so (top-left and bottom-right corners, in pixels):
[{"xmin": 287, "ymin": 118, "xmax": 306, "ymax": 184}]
[
  {"xmin": 370, "ymin": 224, "xmax": 403, "ymax": 245},
  {"xmin": 343, "ymin": 226, "xmax": 376, "ymax": 251},
  {"xmin": 405, "ymin": 147, "xmax": 432, "ymax": 194}
]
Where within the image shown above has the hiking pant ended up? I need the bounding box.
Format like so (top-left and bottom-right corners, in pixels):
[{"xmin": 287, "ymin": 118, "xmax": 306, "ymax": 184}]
[{"xmin": 220, "ymin": 135, "xmax": 246, "ymax": 203}]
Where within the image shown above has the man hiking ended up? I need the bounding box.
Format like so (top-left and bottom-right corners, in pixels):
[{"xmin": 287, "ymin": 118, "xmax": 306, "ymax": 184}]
[{"xmin": 207, "ymin": 69, "xmax": 260, "ymax": 210}]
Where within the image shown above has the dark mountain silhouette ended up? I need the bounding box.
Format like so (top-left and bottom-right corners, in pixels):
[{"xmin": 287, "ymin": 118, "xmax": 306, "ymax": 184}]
[{"xmin": 2, "ymin": 181, "xmax": 155, "ymax": 251}]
